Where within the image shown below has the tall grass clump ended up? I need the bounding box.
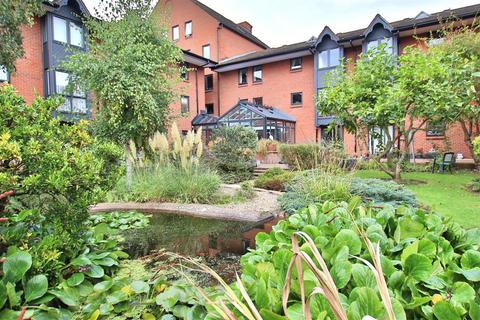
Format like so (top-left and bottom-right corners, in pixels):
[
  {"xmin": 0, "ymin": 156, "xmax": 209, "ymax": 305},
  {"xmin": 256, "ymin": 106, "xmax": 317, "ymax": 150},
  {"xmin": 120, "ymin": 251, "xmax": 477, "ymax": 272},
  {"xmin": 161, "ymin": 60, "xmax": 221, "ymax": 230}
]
[
  {"xmin": 279, "ymin": 141, "xmax": 347, "ymax": 171},
  {"xmin": 110, "ymin": 124, "xmax": 221, "ymax": 204}
]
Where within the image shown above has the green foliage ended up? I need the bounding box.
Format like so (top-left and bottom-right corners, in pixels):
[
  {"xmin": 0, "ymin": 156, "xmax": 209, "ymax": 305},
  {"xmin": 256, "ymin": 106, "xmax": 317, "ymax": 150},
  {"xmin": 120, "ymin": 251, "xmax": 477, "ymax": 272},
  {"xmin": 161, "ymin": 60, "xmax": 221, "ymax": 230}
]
[
  {"xmin": 278, "ymin": 142, "xmax": 346, "ymax": 171},
  {"xmin": 240, "ymin": 198, "xmax": 480, "ymax": 319},
  {"xmin": 254, "ymin": 168, "xmax": 294, "ymax": 191},
  {"xmin": 474, "ymin": 136, "xmax": 480, "ymax": 160},
  {"xmin": 89, "ymin": 211, "xmax": 150, "ymax": 231},
  {"xmin": 467, "ymin": 177, "xmax": 480, "ymax": 193},
  {"xmin": 0, "ymin": 0, "xmax": 43, "ymax": 72},
  {"xmin": 433, "ymin": 26, "xmax": 480, "ymax": 166},
  {"xmin": 209, "ymin": 126, "xmax": 257, "ymax": 183},
  {"xmin": 110, "ymin": 164, "xmax": 221, "ymax": 204},
  {"xmin": 279, "ymin": 170, "xmax": 351, "ymax": 214},
  {"xmin": 62, "ymin": 0, "xmax": 183, "ymax": 149},
  {"xmin": 350, "ymin": 178, "xmax": 417, "ymax": 206},
  {"xmin": 0, "ymin": 85, "xmax": 123, "ymax": 235},
  {"xmin": 318, "ymin": 43, "xmax": 461, "ymax": 179}
]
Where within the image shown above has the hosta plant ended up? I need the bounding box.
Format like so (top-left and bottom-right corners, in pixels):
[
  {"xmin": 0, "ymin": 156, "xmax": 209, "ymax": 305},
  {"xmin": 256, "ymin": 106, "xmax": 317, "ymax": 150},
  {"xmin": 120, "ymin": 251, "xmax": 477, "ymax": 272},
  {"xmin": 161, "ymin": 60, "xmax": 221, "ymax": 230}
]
[{"xmin": 239, "ymin": 198, "xmax": 480, "ymax": 319}]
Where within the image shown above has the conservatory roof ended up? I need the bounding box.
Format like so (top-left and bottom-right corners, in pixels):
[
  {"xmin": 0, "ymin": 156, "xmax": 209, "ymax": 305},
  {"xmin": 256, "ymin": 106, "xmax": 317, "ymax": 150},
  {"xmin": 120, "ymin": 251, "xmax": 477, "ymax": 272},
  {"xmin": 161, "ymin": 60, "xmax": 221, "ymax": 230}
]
[
  {"xmin": 219, "ymin": 101, "xmax": 296, "ymax": 122},
  {"xmin": 191, "ymin": 112, "xmax": 219, "ymax": 126}
]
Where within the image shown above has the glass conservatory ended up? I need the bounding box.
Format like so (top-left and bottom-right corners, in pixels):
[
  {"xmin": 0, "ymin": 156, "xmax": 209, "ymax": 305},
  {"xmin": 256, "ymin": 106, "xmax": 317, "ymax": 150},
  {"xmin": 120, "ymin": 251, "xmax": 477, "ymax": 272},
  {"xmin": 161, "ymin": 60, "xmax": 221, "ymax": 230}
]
[
  {"xmin": 191, "ymin": 112, "xmax": 219, "ymax": 142},
  {"xmin": 217, "ymin": 101, "xmax": 296, "ymax": 143}
]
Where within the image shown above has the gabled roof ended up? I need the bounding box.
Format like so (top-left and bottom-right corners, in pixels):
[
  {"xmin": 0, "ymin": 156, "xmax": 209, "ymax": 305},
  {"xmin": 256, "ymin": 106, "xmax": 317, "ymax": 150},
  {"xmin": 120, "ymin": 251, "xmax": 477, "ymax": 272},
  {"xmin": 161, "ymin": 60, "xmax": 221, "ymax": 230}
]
[
  {"xmin": 191, "ymin": 0, "xmax": 269, "ymax": 49},
  {"xmin": 315, "ymin": 26, "xmax": 339, "ymax": 46},
  {"xmin": 192, "ymin": 112, "xmax": 219, "ymax": 126},
  {"xmin": 336, "ymin": 3, "xmax": 480, "ymax": 42},
  {"xmin": 219, "ymin": 101, "xmax": 296, "ymax": 122},
  {"xmin": 43, "ymin": 0, "xmax": 91, "ymax": 16},
  {"xmin": 363, "ymin": 14, "xmax": 393, "ymax": 36},
  {"xmin": 214, "ymin": 41, "xmax": 313, "ymax": 70}
]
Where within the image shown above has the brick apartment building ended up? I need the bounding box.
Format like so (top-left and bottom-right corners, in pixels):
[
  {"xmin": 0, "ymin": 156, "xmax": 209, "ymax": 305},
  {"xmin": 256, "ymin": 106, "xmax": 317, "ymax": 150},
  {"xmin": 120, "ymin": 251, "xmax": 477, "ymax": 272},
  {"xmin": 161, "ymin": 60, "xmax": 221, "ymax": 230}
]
[
  {"xmin": 159, "ymin": 0, "xmax": 480, "ymax": 159},
  {"xmin": 2, "ymin": 0, "xmax": 479, "ymax": 159}
]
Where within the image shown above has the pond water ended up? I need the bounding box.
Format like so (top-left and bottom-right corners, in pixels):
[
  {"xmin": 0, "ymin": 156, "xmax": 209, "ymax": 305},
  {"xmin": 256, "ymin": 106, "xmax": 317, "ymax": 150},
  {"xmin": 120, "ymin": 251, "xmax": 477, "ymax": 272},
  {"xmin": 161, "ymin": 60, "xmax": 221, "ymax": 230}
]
[{"xmin": 122, "ymin": 212, "xmax": 259, "ymax": 258}]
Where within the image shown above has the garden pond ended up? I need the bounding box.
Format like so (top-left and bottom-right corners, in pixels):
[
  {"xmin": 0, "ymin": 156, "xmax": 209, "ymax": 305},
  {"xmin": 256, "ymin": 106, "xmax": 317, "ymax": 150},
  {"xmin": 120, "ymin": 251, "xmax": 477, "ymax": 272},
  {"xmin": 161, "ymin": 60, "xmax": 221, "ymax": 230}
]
[{"xmin": 121, "ymin": 212, "xmax": 261, "ymax": 258}]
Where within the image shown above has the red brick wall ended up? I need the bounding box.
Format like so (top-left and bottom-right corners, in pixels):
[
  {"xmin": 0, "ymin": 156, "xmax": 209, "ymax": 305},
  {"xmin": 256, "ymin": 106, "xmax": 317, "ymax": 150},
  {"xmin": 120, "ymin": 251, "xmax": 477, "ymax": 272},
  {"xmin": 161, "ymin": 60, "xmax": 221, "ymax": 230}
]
[
  {"xmin": 170, "ymin": 64, "xmax": 206, "ymax": 131},
  {"xmin": 9, "ymin": 17, "xmax": 43, "ymax": 105},
  {"xmin": 218, "ymin": 56, "xmax": 316, "ymax": 143}
]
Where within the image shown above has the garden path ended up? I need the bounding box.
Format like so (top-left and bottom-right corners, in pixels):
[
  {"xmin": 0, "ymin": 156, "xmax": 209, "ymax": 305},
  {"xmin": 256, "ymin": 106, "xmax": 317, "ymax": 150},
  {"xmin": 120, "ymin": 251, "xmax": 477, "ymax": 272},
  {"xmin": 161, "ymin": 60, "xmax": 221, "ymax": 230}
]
[{"xmin": 90, "ymin": 185, "xmax": 281, "ymax": 222}]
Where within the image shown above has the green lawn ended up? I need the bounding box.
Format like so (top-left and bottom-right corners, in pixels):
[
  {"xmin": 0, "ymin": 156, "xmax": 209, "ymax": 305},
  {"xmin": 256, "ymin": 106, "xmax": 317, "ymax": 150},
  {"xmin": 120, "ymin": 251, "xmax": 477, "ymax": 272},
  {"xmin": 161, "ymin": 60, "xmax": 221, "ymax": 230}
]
[{"xmin": 354, "ymin": 170, "xmax": 480, "ymax": 228}]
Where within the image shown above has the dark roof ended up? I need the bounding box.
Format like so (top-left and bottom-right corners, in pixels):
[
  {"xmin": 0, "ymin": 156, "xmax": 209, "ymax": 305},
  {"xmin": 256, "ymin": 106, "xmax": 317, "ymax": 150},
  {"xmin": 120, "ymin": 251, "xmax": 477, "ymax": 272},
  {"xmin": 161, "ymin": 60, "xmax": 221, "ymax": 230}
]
[
  {"xmin": 215, "ymin": 41, "xmax": 312, "ymax": 67},
  {"xmin": 191, "ymin": 0, "xmax": 269, "ymax": 49},
  {"xmin": 192, "ymin": 112, "xmax": 219, "ymax": 126},
  {"xmin": 336, "ymin": 3, "xmax": 480, "ymax": 41},
  {"xmin": 43, "ymin": 0, "xmax": 91, "ymax": 16},
  {"xmin": 219, "ymin": 101, "xmax": 296, "ymax": 122}
]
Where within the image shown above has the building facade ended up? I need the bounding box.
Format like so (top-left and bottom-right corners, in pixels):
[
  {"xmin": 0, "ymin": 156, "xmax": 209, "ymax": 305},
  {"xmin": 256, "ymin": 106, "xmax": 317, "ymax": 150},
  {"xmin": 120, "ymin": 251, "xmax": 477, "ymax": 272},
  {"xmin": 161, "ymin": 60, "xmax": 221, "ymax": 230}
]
[
  {"xmin": 164, "ymin": 1, "xmax": 479, "ymax": 158},
  {"xmin": 2, "ymin": 0, "xmax": 479, "ymax": 159}
]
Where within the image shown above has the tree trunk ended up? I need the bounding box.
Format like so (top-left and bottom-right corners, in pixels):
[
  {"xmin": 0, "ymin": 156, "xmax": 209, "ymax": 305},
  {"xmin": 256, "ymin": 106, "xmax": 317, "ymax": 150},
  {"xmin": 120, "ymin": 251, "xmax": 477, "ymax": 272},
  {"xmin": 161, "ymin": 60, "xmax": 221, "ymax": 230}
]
[
  {"xmin": 458, "ymin": 120, "xmax": 480, "ymax": 171},
  {"xmin": 125, "ymin": 145, "xmax": 133, "ymax": 191}
]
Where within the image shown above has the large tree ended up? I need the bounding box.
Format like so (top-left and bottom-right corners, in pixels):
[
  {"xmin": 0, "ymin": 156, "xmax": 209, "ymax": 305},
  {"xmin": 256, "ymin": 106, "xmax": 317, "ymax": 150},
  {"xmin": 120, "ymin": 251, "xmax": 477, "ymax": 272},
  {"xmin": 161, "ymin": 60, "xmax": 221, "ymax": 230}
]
[
  {"xmin": 62, "ymin": 0, "xmax": 183, "ymax": 150},
  {"xmin": 432, "ymin": 26, "xmax": 480, "ymax": 169},
  {"xmin": 0, "ymin": 0, "xmax": 44, "ymax": 72},
  {"xmin": 318, "ymin": 44, "xmax": 455, "ymax": 180}
]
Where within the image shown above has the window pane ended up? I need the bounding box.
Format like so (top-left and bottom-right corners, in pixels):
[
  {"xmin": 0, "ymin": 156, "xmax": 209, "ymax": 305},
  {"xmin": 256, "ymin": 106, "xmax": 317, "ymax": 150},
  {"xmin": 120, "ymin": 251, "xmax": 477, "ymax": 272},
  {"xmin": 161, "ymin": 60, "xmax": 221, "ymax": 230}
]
[
  {"xmin": 55, "ymin": 71, "xmax": 69, "ymax": 94},
  {"xmin": 239, "ymin": 69, "xmax": 247, "ymax": 84},
  {"xmin": 428, "ymin": 37, "xmax": 444, "ymax": 47},
  {"xmin": 253, "ymin": 66, "xmax": 262, "ymax": 82},
  {"xmin": 318, "ymin": 51, "xmax": 328, "ymax": 69},
  {"xmin": 291, "ymin": 92, "xmax": 302, "ymax": 105},
  {"xmin": 70, "ymin": 22, "xmax": 83, "ymax": 47},
  {"xmin": 72, "ymin": 98, "xmax": 87, "ymax": 114},
  {"xmin": 381, "ymin": 37, "xmax": 394, "ymax": 54},
  {"xmin": 172, "ymin": 26, "xmax": 179, "ymax": 40},
  {"xmin": 291, "ymin": 58, "xmax": 302, "ymax": 70},
  {"xmin": 53, "ymin": 17, "xmax": 67, "ymax": 43},
  {"xmin": 206, "ymin": 103, "xmax": 214, "ymax": 114},
  {"xmin": 330, "ymin": 48, "xmax": 340, "ymax": 67},
  {"xmin": 253, "ymin": 97, "xmax": 263, "ymax": 105},
  {"xmin": 205, "ymin": 74, "xmax": 213, "ymax": 90},
  {"xmin": 58, "ymin": 98, "xmax": 71, "ymax": 112},
  {"xmin": 202, "ymin": 45, "xmax": 210, "ymax": 59},
  {"xmin": 0, "ymin": 65, "xmax": 8, "ymax": 82},
  {"xmin": 181, "ymin": 96, "xmax": 189, "ymax": 113},
  {"xmin": 367, "ymin": 40, "xmax": 378, "ymax": 52},
  {"xmin": 185, "ymin": 21, "xmax": 192, "ymax": 36}
]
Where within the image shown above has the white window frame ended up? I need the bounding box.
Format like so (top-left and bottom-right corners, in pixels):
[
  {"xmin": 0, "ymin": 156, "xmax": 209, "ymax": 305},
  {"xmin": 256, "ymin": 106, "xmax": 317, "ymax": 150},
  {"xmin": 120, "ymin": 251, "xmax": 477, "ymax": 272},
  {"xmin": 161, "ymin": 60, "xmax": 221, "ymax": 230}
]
[
  {"xmin": 172, "ymin": 25, "xmax": 179, "ymax": 41},
  {"xmin": 202, "ymin": 44, "xmax": 211, "ymax": 59},
  {"xmin": 54, "ymin": 71, "xmax": 87, "ymax": 114},
  {"xmin": 253, "ymin": 65, "xmax": 262, "ymax": 83},
  {"xmin": 185, "ymin": 21, "xmax": 192, "ymax": 37},
  {"xmin": 238, "ymin": 68, "xmax": 248, "ymax": 85},
  {"xmin": 290, "ymin": 57, "xmax": 302, "ymax": 70},
  {"xmin": 181, "ymin": 95, "xmax": 190, "ymax": 113}
]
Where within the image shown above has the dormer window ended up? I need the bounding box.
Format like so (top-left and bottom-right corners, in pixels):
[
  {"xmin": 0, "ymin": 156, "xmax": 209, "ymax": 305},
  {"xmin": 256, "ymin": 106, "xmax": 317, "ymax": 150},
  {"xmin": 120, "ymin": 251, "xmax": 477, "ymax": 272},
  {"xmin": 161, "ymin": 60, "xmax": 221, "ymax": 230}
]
[
  {"xmin": 318, "ymin": 47, "xmax": 341, "ymax": 69},
  {"xmin": 53, "ymin": 16, "xmax": 84, "ymax": 48},
  {"xmin": 367, "ymin": 37, "xmax": 394, "ymax": 55}
]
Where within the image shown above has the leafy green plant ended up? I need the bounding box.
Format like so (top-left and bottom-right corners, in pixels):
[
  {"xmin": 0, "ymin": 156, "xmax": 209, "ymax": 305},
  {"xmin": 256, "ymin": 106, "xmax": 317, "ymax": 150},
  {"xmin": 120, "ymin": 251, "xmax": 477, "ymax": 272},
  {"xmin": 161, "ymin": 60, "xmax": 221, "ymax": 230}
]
[
  {"xmin": 278, "ymin": 142, "xmax": 346, "ymax": 171},
  {"xmin": 467, "ymin": 177, "xmax": 480, "ymax": 193},
  {"xmin": 256, "ymin": 139, "xmax": 279, "ymax": 157},
  {"xmin": 89, "ymin": 211, "xmax": 150, "ymax": 231},
  {"xmin": 209, "ymin": 126, "xmax": 257, "ymax": 183},
  {"xmin": 350, "ymin": 178, "xmax": 417, "ymax": 206},
  {"xmin": 240, "ymin": 198, "xmax": 480, "ymax": 319},
  {"xmin": 0, "ymin": 85, "xmax": 123, "ymax": 237},
  {"xmin": 254, "ymin": 168, "xmax": 294, "ymax": 191},
  {"xmin": 279, "ymin": 170, "xmax": 351, "ymax": 214}
]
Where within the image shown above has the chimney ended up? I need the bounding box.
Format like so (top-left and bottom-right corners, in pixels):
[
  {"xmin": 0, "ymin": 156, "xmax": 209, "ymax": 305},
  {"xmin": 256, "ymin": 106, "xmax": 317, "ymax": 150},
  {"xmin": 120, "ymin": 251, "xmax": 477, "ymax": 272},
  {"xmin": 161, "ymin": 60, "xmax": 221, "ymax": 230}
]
[{"xmin": 237, "ymin": 21, "xmax": 253, "ymax": 33}]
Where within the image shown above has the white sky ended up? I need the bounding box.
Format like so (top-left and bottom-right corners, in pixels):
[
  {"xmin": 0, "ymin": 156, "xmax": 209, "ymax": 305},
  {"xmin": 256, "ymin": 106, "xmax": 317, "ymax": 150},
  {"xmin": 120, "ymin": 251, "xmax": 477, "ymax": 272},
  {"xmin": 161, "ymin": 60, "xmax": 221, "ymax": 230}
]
[{"xmin": 83, "ymin": 0, "xmax": 479, "ymax": 47}]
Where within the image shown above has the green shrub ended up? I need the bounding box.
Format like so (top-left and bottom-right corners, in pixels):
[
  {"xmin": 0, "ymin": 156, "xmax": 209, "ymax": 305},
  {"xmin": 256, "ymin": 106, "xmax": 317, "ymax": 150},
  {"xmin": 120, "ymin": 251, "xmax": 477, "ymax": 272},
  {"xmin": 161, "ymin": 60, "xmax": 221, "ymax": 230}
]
[
  {"xmin": 209, "ymin": 126, "xmax": 257, "ymax": 183},
  {"xmin": 350, "ymin": 178, "xmax": 417, "ymax": 206},
  {"xmin": 467, "ymin": 177, "xmax": 480, "ymax": 192},
  {"xmin": 0, "ymin": 85, "xmax": 123, "ymax": 238},
  {"xmin": 279, "ymin": 170, "xmax": 351, "ymax": 213},
  {"xmin": 254, "ymin": 168, "xmax": 294, "ymax": 191},
  {"xmin": 110, "ymin": 165, "xmax": 221, "ymax": 204},
  {"xmin": 240, "ymin": 198, "xmax": 480, "ymax": 319},
  {"xmin": 279, "ymin": 142, "xmax": 346, "ymax": 171},
  {"xmin": 474, "ymin": 136, "xmax": 480, "ymax": 160}
]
